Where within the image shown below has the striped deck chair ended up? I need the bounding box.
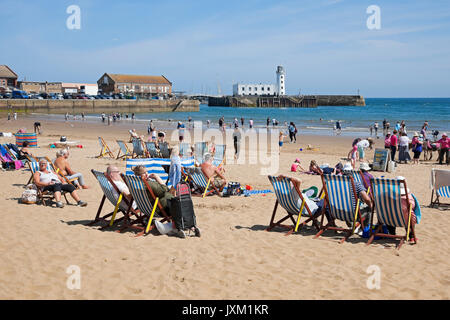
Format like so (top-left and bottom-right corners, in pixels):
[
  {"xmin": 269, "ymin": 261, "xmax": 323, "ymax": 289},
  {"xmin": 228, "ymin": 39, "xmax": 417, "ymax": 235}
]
[
  {"xmin": 213, "ymin": 144, "xmax": 226, "ymax": 167},
  {"xmin": 45, "ymin": 157, "xmax": 78, "ymax": 187},
  {"xmin": 132, "ymin": 138, "xmax": 146, "ymax": 158},
  {"xmin": 2, "ymin": 144, "xmax": 19, "ymax": 161},
  {"xmin": 159, "ymin": 142, "xmax": 171, "ymax": 158},
  {"xmin": 29, "ymin": 161, "xmax": 70, "ymax": 206},
  {"xmin": 430, "ymin": 168, "xmax": 450, "ymax": 208},
  {"xmin": 121, "ymin": 174, "xmax": 171, "ymax": 235},
  {"xmin": 90, "ymin": 170, "xmax": 139, "ymax": 229},
  {"xmin": 145, "ymin": 142, "xmax": 160, "ymax": 158},
  {"xmin": 180, "ymin": 143, "xmax": 191, "ymax": 157},
  {"xmin": 116, "ymin": 140, "xmax": 132, "ymax": 160},
  {"xmin": 96, "ymin": 137, "xmax": 114, "ymax": 159},
  {"xmin": 194, "ymin": 142, "xmax": 207, "ymax": 164},
  {"xmin": 368, "ymin": 178, "xmax": 417, "ymax": 249},
  {"xmin": 267, "ymin": 175, "xmax": 320, "ymax": 236},
  {"xmin": 126, "ymin": 157, "xmax": 195, "ymax": 188},
  {"xmin": 188, "ymin": 169, "xmax": 220, "ymax": 197},
  {"xmin": 314, "ymin": 174, "xmax": 366, "ymax": 243}
]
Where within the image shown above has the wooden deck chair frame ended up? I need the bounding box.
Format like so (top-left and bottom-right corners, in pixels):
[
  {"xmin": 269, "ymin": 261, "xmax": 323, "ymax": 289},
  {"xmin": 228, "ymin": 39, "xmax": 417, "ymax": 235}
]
[
  {"xmin": 90, "ymin": 170, "xmax": 140, "ymax": 230},
  {"xmin": 188, "ymin": 169, "xmax": 220, "ymax": 197},
  {"xmin": 121, "ymin": 173, "xmax": 171, "ymax": 236},
  {"xmin": 367, "ymin": 178, "xmax": 417, "ymax": 249},
  {"xmin": 430, "ymin": 168, "xmax": 450, "ymax": 208},
  {"xmin": 96, "ymin": 137, "xmax": 115, "ymax": 159},
  {"xmin": 314, "ymin": 174, "xmax": 366, "ymax": 243},
  {"xmin": 116, "ymin": 140, "xmax": 132, "ymax": 160},
  {"xmin": 267, "ymin": 175, "xmax": 321, "ymax": 236}
]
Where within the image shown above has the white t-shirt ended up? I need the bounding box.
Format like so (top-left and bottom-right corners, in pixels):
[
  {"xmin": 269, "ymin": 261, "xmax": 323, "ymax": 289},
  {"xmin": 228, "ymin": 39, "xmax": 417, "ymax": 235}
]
[
  {"xmin": 112, "ymin": 180, "xmax": 137, "ymax": 210},
  {"xmin": 399, "ymin": 136, "xmax": 410, "ymax": 146},
  {"xmin": 357, "ymin": 140, "xmax": 370, "ymax": 149},
  {"xmin": 291, "ymin": 187, "xmax": 319, "ymax": 216}
]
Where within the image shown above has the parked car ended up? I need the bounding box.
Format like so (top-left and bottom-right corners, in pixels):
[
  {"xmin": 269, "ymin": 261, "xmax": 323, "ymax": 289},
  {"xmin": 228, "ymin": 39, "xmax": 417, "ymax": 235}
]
[{"xmin": 12, "ymin": 90, "xmax": 29, "ymax": 99}]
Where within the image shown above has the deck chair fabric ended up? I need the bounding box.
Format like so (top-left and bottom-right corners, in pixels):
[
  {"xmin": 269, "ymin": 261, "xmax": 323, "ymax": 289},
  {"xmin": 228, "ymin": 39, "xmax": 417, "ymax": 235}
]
[
  {"xmin": 97, "ymin": 137, "xmax": 114, "ymax": 158},
  {"xmin": 180, "ymin": 143, "xmax": 191, "ymax": 157},
  {"xmin": 314, "ymin": 174, "xmax": 365, "ymax": 242},
  {"xmin": 90, "ymin": 170, "xmax": 137, "ymax": 227},
  {"xmin": 116, "ymin": 140, "xmax": 132, "ymax": 160},
  {"xmin": 188, "ymin": 169, "xmax": 220, "ymax": 196},
  {"xmin": 159, "ymin": 142, "xmax": 171, "ymax": 158},
  {"xmin": 145, "ymin": 142, "xmax": 160, "ymax": 158},
  {"xmin": 213, "ymin": 144, "xmax": 226, "ymax": 167},
  {"xmin": 29, "ymin": 161, "xmax": 70, "ymax": 206},
  {"xmin": 132, "ymin": 138, "xmax": 146, "ymax": 158},
  {"xmin": 194, "ymin": 142, "xmax": 207, "ymax": 164},
  {"xmin": 368, "ymin": 177, "xmax": 416, "ymax": 248},
  {"xmin": 430, "ymin": 168, "xmax": 450, "ymax": 207},
  {"xmin": 125, "ymin": 157, "xmax": 195, "ymax": 188},
  {"xmin": 267, "ymin": 175, "xmax": 320, "ymax": 235}
]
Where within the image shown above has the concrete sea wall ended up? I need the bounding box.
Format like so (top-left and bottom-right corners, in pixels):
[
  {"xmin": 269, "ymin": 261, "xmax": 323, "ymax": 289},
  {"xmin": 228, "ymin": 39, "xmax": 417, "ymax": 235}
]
[
  {"xmin": 0, "ymin": 99, "xmax": 200, "ymax": 114},
  {"xmin": 316, "ymin": 95, "xmax": 365, "ymax": 106}
]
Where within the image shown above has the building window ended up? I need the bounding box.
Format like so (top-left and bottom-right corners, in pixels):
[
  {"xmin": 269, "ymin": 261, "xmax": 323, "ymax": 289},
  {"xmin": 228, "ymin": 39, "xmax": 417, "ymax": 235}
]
[
  {"xmin": 249, "ymin": 87, "xmax": 251, "ymax": 91},
  {"xmin": 261, "ymin": 87, "xmax": 264, "ymax": 91},
  {"xmin": 281, "ymin": 80, "xmax": 284, "ymax": 84},
  {"xmin": 254, "ymin": 87, "xmax": 257, "ymax": 91}
]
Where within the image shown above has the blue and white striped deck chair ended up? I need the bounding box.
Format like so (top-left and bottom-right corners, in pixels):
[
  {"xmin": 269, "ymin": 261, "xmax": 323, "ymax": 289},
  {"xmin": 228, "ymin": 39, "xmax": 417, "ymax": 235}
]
[
  {"xmin": 187, "ymin": 169, "xmax": 219, "ymax": 196},
  {"xmin": 430, "ymin": 168, "xmax": 450, "ymax": 208},
  {"xmin": 132, "ymin": 138, "xmax": 145, "ymax": 158},
  {"xmin": 90, "ymin": 170, "xmax": 136, "ymax": 227},
  {"xmin": 314, "ymin": 174, "xmax": 364, "ymax": 242},
  {"xmin": 116, "ymin": 140, "xmax": 132, "ymax": 160},
  {"xmin": 122, "ymin": 174, "xmax": 171, "ymax": 234},
  {"xmin": 180, "ymin": 143, "xmax": 191, "ymax": 157},
  {"xmin": 194, "ymin": 142, "xmax": 207, "ymax": 164},
  {"xmin": 267, "ymin": 175, "xmax": 320, "ymax": 235},
  {"xmin": 126, "ymin": 157, "xmax": 195, "ymax": 188},
  {"xmin": 27, "ymin": 160, "xmax": 52, "ymax": 184},
  {"xmin": 368, "ymin": 177, "xmax": 416, "ymax": 248},
  {"xmin": 213, "ymin": 144, "xmax": 226, "ymax": 167},
  {"xmin": 145, "ymin": 142, "xmax": 160, "ymax": 158}
]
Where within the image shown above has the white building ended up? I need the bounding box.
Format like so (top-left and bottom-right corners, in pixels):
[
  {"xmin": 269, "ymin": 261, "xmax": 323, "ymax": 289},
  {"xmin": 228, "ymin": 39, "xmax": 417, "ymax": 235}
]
[{"xmin": 233, "ymin": 65, "xmax": 286, "ymax": 96}]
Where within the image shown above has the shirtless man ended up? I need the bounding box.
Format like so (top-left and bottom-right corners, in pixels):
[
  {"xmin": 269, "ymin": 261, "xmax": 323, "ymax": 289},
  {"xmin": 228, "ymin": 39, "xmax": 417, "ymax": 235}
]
[
  {"xmin": 200, "ymin": 153, "xmax": 227, "ymax": 195},
  {"xmin": 54, "ymin": 149, "xmax": 89, "ymax": 189}
]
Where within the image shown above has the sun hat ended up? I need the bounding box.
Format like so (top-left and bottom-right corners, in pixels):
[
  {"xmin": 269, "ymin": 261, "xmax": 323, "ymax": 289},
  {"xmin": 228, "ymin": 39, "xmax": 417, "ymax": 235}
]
[
  {"xmin": 302, "ymin": 186, "xmax": 319, "ymax": 198},
  {"xmin": 295, "ymin": 158, "xmax": 301, "ymax": 163},
  {"xmin": 360, "ymin": 162, "xmax": 371, "ymax": 171},
  {"xmin": 413, "ymin": 132, "xmax": 419, "ymax": 137},
  {"xmin": 343, "ymin": 163, "xmax": 353, "ymax": 172},
  {"xmin": 154, "ymin": 220, "xmax": 174, "ymax": 235},
  {"xmin": 443, "ymin": 133, "xmax": 448, "ymax": 137}
]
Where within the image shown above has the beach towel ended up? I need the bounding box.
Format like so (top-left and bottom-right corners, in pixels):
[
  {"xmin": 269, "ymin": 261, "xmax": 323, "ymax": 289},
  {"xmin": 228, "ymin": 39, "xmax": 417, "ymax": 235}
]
[{"xmin": 412, "ymin": 194, "xmax": 421, "ymax": 224}]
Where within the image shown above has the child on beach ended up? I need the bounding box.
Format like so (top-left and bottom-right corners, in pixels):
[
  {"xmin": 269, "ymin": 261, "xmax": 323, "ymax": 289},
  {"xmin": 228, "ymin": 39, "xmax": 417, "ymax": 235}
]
[
  {"xmin": 349, "ymin": 144, "xmax": 358, "ymax": 169},
  {"xmin": 279, "ymin": 131, "xmax": 286, "ymax": 154},
  {"xmin": 291, "ymin": 158, "xmax": 306, "ymax": 173}
]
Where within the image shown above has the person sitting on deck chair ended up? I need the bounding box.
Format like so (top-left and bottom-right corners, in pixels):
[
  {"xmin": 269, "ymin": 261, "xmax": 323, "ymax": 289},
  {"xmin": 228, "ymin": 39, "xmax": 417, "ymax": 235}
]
[
  {"xmin": 54, "ymin": 149, "xmax": 89, "ymax": 189},
  {"xmin": 18, "ymin": 141, "xmax": 35, "ymax": 160},
  {"xmin": 106, "ymin": 165, "xmax": 137, "ymax": 210},
  {"xmin": 34, "ymin": 159, "xmax": 87, "ymax": 208},
  {"xmin": 132, "ymin": 165, "xmax": 174, "ymax": 216},
  {"xmin": 200, "ymin": 153, "xmax": 227, "ymax": 196}
]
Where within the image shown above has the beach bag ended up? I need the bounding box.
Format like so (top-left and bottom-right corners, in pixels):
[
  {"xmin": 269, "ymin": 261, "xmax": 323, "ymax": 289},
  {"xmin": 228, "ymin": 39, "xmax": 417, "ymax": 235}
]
[
  {"xmin": 362, "ymin": 224, "xmax": 389, "ymax": 239},
  {"xmin": 20, "ymin": 185, "xmax": 37, "ymax": 204},
  {"xmin": 60, "ymin": 136, "xmax": 67, "ymax": 142},
  {"xmin": 225, "ymin": 182, "xmax": 241, "ymax": 196},
  {"xmin": 169, "ymin": 182, "xmax": 199, "ymax": 236}
]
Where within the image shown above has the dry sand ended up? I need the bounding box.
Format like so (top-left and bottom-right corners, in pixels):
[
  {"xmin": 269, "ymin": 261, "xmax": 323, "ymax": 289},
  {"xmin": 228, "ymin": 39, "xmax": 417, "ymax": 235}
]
[{"xmin": 0, "ymin": 116, "xmax": 449, "ymax": 300}]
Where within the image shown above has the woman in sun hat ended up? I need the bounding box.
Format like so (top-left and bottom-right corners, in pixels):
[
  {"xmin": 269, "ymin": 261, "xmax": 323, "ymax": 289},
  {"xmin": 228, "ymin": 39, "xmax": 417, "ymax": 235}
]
[
  {"xmin": 437, "ymin": 132, "xmax": 449, "ymax": 165},
  {"xmin": 398, "ymin": 132, "xmax": 411, "ymax": 164},
  {"xmin": 411, "ymin": 132, "xmax": 423, "ymax": 165},
  {"xmin": 291, "ymin": 158, "xmax": 306, "ymax": 172},
  {"xmin": 359, "ymin": 162, "xmax": 374, "ymax": 189}
]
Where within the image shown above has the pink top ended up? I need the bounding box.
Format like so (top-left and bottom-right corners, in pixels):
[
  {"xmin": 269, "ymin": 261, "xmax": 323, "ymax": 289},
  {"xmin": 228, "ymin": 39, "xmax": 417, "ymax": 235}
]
[
  {"xmin": 291, "ymin": 163, "xmax": 299, "ymax": 172},
  {"xmin": 390, "ymin": 134, "xmax": 398, "ymax": 147},
  {"xmin": 438, "ymin": 137, "xmax": 449, "ymax": 149}
]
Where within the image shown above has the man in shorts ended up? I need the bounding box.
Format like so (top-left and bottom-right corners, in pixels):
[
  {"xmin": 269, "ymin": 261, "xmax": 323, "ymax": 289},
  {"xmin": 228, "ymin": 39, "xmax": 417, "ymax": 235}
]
[{"xmin": 200, "ymin": 153, "xmax": 227, "ymax": 196}]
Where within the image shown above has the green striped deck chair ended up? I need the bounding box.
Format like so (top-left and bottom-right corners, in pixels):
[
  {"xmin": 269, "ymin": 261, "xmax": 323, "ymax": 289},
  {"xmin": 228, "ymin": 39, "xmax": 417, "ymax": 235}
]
[
  {"xmin": 213, "ymin": 144, "xmax": 226, "ymax": 167},
  {"xmin": 430, "ymin": 168, "xmax": 450, "ymax": 208},
  {"xmin": 132, "ymin": 138, "xmax": 146, "ymax": 158},
  {"xmin": 145, "ymin": 142, "xmax": 160, "ymax": 158},
  {"xmin": 90, "ymin": 170, "xmax": 138, "ymax": 228},
  {"xmin": 368, "ymin": 177, "xmax": 417, "ymax": 249},
  {"xmin": 159, "ymin": 142, "xmax": 171, "ymax": 158},
  {"xmin": 121, "ymin": 174, "xmax": 171, "ymax": 235},
  {"xmin": 180, "ymin": 143, "xmax": 191, "ymax": 157},
  {"xmin": 116, "ymin": 140, "xmax": 132, "ymax": 160},
  {"xmin": 314, "ymin": 174, "xmax": 365, "ymax": 243},
  {"xmin": 267, "ymin": 175, "xmax": 320, "ymax": 236},
  {"xmin": 188, "ymin": 169, "xmax": 219, "ymax": 197},
  {"xmin": 96, "ymin": 137, "xmax": 115, "ymax": 159}
]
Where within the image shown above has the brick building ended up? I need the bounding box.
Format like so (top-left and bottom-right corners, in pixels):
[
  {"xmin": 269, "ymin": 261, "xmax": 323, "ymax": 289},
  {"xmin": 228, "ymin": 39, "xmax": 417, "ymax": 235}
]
[
  {"xmin": 97, "ymin": 73, "xmax": 172, "ymax": 97},
  {"xmin": 19, "ymin": 81, "xmax": 62, "ymax": 94},
  {"xmin": 0, "ymin": 65, "xmax": 18, "ymax": 91}
]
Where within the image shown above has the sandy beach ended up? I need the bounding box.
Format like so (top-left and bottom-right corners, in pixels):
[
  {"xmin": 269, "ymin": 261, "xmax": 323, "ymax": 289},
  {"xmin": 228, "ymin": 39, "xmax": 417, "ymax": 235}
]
[{"xmin": 0, "ymin": 116, "xmax": 449, "ymax": 300}]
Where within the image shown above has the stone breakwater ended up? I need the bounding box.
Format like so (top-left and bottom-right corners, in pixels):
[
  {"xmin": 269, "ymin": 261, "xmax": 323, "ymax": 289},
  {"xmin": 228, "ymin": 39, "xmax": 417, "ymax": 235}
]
[{"xmin": 0, "ymin": 99, "xmax": 200, "ymax": 114}]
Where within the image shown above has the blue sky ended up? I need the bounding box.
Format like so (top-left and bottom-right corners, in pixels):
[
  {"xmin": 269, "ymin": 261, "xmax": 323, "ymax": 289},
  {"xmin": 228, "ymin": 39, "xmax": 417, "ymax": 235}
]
[{"xmin": 1, "ymin": 0, "xmax": 449, "ymax": 97}]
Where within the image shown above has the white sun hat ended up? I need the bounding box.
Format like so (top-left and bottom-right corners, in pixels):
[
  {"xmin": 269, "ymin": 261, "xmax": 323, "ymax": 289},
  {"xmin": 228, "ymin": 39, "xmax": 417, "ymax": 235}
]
[
  {"xmin": 343, "ymin": 163, "xmax": 353, "ymax": 172},
  {"xmin": 360, "ymin": 162, "xmax": 371, "ymax": 171}
]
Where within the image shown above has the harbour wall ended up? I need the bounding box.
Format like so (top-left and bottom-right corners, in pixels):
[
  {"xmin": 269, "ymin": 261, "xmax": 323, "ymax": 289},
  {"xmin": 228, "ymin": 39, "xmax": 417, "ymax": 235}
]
[
  {"xmin": 0, "ymin": 99, "xmax": 200, "ymax": 114},
  {"xmin": 208, "ymin": 95, "xmax": 365, "ymax": 107}
]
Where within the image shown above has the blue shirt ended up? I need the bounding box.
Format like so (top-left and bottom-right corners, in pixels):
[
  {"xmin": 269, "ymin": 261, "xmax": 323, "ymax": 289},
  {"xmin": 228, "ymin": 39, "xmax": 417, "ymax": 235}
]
[{"xmin": 168, "ymin": 156, "xmax": 182, "ymax": 189}]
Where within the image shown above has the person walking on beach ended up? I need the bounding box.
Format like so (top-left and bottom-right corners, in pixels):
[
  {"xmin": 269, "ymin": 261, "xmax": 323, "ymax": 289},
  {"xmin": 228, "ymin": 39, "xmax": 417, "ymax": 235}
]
[
  {"xmin": 13, "ymin": 112, "xmax": 17, "ymax": 120},
  {"xmin": 390, "ymin": 130, "xmax": 399, "ymax": 161},
  {"xmin": 369, "ymin": 124, "xmax": 373, "ymax": 136},
  {"xmin": 266, "ymin": 117, "xmax": 270, "ymax": 129},
  {"xmin": 232, "ymin": 127, "xmax": 242, "ymax": 160},
  {"xmin": 65, "ymin": 112, "xmax": 69, "ymax": 122},
  {"xmin": 279, "ymin": 131, "xmax": 286, "ymax": 155},
  {"xmin": 249, "ymin": 118, "xmax": 254, "ymax": 129},
  {"xmin": 177, "ymin": 121, "xmax": 185, "ymax": 142},
  {"xmin": 411, "ymin": 132, "xmax": 423, "ymax": 165},
  {"xmin": 188, "ymin": 116, "xmax": 192, "ymax": 128},
  {"xmin": 240, "ymin": 117, "xmax": 244, "ymax": 128},
  {"xmin": 437, "ymin": 133, "xmax": 449, "ymax": 165},
  {"xmin": 288, "ymin": 122, "xmax": 296, "ymax": 143},
  {"xmin": 81, "ymin": 113, "xmax": 85, "ymax": 121},
  {"xmin": 374, "ymin": 121, "xmax": 379, "ymax": 138},
  {"xmin": 207, "ymin": 119, "xmax": 210, "ymax": 128},
  {"xmin": 7, "ymin": 113, "xmax": 10, "ymax": 121},
  {"xmin": 233, "ymin": 118, "xmax": 239, "ymax": 129},
  {"xmin": 34, "ymin": 122, "xmax": 41, "ymax": 134},
  {"xmin": 101, "ymin": 113, "xmax": 105, "ymax": 122},
  {"xmin": 398, "ymin": 132, "xmax": 411, "ymax": 164},
  {"xmin": 336, "ymin": 120, "xmax": 342, "ymax": 135}
]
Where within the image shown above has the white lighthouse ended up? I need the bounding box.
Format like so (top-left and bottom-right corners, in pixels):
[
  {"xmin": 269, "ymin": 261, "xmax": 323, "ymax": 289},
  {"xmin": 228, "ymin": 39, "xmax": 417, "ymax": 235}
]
[{"xmin": 276, "ymin": 66, "xmax": 285, "ymax": 96}]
